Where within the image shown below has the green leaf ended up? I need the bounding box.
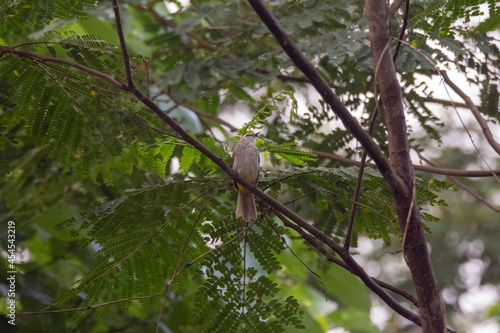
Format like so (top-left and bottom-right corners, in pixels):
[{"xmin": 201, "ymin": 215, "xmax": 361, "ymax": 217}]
[
  {"xmin": 184, "ymin": 61, "xmax": 201, "ymax": 89},
  {"xmin": 179, "ymin": 145, "xmax": 201, "ymax": 174}
]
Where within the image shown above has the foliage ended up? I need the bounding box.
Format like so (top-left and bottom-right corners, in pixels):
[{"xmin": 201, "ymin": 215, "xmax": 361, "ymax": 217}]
[{"xmin": 0, "ymin": 0, "xmax": 499, "ymax": 332}]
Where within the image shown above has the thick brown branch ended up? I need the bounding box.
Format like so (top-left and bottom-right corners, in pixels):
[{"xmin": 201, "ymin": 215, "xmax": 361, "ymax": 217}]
[
  {"xmin": 365, "ymin": 0, "xmax": 446, "ymax": 331},
  {"xmin": 346, "ymin": 0, "xmax": 409, "ymax": 250},
  {"xmin": 271, "ymin": 210, "xmax": 423, "ymax": 327},
  {"xmin": 246, "ymin": 0, "xmax": 408, "ymax": 199}
]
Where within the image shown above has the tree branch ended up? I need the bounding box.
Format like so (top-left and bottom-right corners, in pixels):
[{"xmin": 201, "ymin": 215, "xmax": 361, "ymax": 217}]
[
  {"xmin": 0, "ymin": 46, "xmax": 127, "ymax": 90},
  {"xmin": 391, "ymin": 0, "xmax": 410, "ymax": 60},
  {"xmin": 415, "ymin": 151, "xmax": 500, "ymax": 214},
  {"xmin": 246, "ymin": 0, "xmax": 408, "ymax": 199},
  {"xmin": 113, "ymin": 1, "xmax": 133, "ymax": 88},
  {"xmin": 439, "ymin": 70, "xmax": 500, "ymax": 156},
  {"xmin": 365, "ymin": 0, "xmax": 446, "ymax": 331},
  {"xmin": 271, "ymin": 210, "xmax": 423, "ymax": 327},
  {"xmin": 273, "ymin": 210, "xmax": 452, "ymax": 333},
  {"xmin": 345, "ymin": 0, "xmax": 410, "ymax": 251},
  {"xmin": 311, "ymin": 149, "xmax": 500, "ymax": 177},
  {"xmin": 344, "ymin": 106, "xmax": 380, "ymax": 250},
  {"xmin": 283, "ymin": 214, "xmax": 420, "ymax": 307},
  {"xmin": 423, "ymin": 97, "xmax": 476, "ymax": 109}
]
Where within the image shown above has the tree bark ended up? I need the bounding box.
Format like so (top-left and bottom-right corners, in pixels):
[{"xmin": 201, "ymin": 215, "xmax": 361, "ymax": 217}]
[{"xmin": 364, "ymin": 0, "xmax": 446, "ymax": 331}]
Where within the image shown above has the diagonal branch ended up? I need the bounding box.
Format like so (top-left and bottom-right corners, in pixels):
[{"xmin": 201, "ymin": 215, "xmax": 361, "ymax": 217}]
[
  {"xmin": 113, "ymin": 0, "xmax": 133, "ymax": 88},
  {"xmin": 275, "ymin": 211, "xmax": 419, "ymax": 306},
  {"xmin": 391, "ymin": 0, "xmax": 410, "ymax": 60},
  {"xmin": 0, "ymin": 46, "xmax": 127, "ymax": 90},
  {"xmin": 344, "ymin": 107, "xmax": 379, "ymax": 250},
  {"xmin": 246, "ymin": 0, "xmax": 408, "ymax": 199},
  {"xmin": 271, "ymin": 210, "xmax": 422, "ymax": 325},
  {"xmin": 440, "ymin": 70, "xmax": 500, "ymax": 156},
  {"xmin": 272, "ymin": 210, "xmax": 454, "ymax": 333}
]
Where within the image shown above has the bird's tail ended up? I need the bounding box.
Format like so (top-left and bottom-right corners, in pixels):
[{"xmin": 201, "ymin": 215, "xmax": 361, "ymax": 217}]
[{"xmin": 236, "ymin": 191, "xmax": 257, "ymax": 222}]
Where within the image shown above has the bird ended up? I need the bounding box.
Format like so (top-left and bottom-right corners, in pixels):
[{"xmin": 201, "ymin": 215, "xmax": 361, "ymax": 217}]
[{"xmin": 231, "ymin": 133, "xmax": 260, "ymax": 222}]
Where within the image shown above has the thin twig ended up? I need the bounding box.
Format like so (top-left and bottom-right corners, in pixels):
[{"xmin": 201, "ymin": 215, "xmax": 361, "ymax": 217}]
[
  {"xmin": 392, "ymin": 0, "xmax": 410, "ymax": 60},
  {"xmin": 266, "ymin": 216, "xmax": 326, "ymax": 292},
  {"xmin": 415, "ymin": 150, "xmax": 500, "ymax": 214},
  {"xmin": 156, "ymin": 188, "xmax": 220, "ymax": 332},
  {"xmin": 423, "ymin": 97, "xmax": 477, "ymax": 109},
  {"xmin": 241, "ymin": 227, "xmax": 248, "ymax": 317},
  {"xmin": 113, "ymin": 0, "xmax": 134, "ymax": 88},
  {"xmin": 311, "ymin": 149, "xmax": 500, "ymax": 177},
  {"xmin": 401, "ymin": 180, "xmax": 416, "ymax": 259},
  {"xmin": 372, "ymin": 277, "xmax": 418, "ymax": 307},
  {"xmin": 439, "ymin": 70, "xmax": 500, "ymax": 156},
  {"xmin": 112, "ymin": 103, "xmax": 182, "ymax": 139},
  {"xmin": 0, "ymin": 46, "xmax": 127, "ymax": 90},
  {"xmin": 144, "ymin": 59, "xmax": 151, "ymax": 98},
  {"xmin": 343, "ymin": 109, "xmax": 378, "ymax": 250},
  {"xmin": 437, "ymin": 71, "xmax": 500, "ymax": 185}
]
